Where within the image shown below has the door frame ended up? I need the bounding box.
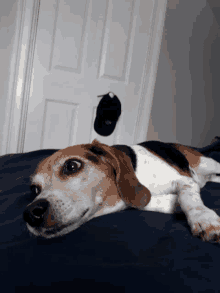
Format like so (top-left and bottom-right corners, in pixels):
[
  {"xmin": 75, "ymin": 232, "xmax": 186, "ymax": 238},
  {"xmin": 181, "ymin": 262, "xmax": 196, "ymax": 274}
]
[
  {"xmin": 3, "ymin": 0, "xmax": 167, "ymax": 155},
  {"xmin": 3, "ymin": 0, "xmax": 40, "ymax": 155}
]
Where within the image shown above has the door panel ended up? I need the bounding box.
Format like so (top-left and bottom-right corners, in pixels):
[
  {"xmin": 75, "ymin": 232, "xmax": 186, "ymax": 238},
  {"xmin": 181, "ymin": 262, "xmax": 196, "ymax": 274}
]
[{"xmin": 23, "ymin": 0, "xmax": 166, "ymax": 152}]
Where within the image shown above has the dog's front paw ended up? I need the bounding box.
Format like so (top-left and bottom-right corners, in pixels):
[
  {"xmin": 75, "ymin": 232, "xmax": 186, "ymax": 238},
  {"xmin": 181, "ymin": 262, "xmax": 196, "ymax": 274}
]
[{"xmin": 188, "ymin": 209, "xmax": 220, "ymax": 242}]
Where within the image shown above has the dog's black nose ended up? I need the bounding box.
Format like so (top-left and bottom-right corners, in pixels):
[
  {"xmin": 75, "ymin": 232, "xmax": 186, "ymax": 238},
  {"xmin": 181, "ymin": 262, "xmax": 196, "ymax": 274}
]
[{"xmin": 23, "ymin": 199, "xmax": 49, "ymax": 227}]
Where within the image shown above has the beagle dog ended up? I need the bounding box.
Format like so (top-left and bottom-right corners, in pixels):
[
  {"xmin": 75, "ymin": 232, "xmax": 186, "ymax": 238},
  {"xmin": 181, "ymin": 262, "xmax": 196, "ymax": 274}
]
[{"xmin": 23, "ymin": 139, "xmax": 220, "ymax": 242}]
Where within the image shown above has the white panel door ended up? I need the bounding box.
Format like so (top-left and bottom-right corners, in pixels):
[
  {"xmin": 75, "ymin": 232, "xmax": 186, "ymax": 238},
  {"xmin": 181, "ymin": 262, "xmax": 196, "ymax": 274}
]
[{"xmin": 23, "ymin": 0, "xmax": 166, "ymax": 152}]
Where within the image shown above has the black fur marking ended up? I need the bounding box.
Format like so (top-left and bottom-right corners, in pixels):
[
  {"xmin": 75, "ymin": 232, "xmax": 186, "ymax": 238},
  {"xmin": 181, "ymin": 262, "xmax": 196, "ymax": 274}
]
[
  {"xmin": 88, "ymin": 146, "xmax": 107, "ymax": 156},
  {"xmin": 112, "ymin": 145, "xmax": 137, "ymax": 171},
  {"xmin": 138, "ymin": 141, "xmax": 190, "ymax": 172},
  {"xmin": 86, "ymin": 154, "xmax": 99, "ymax": 164}
]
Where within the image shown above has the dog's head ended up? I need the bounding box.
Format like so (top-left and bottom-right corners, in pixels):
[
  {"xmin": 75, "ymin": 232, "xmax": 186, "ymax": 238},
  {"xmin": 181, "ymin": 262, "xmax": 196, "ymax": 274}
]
[{"xmin": 23, "ymin": 140, "xmax": 151, "ymax": 238}]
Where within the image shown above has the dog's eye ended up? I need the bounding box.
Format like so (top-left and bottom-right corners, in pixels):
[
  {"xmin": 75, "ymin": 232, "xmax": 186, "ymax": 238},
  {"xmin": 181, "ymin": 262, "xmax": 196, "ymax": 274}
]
[
  {"xmin": 63, "ymin": 159, "xmax": 82, "ymax": 175},
  {"xmin": 30, "ymin": 185, "xmax": 41, "ymax": 196}
]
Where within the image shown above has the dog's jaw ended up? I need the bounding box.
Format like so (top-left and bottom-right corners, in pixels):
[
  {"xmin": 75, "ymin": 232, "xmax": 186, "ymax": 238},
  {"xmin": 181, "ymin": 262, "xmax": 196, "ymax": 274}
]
[
  {"xmin": 26, "ymin": 198, "xmax": 126, "ymax": 239},
  {"xmin": 26, "ymin": 211, "xmax": 91, "ymax": 239}
]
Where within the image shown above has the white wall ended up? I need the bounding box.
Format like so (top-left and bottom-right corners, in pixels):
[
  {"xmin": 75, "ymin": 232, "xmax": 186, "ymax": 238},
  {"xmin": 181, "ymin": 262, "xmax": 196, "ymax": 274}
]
[
  {"xmin": 0, "ymin": 0, "xmax": 18, "ymax": 154},
  {"xmin": 147, "ymin": 0, "xmax": 220, "ymax": 147}
]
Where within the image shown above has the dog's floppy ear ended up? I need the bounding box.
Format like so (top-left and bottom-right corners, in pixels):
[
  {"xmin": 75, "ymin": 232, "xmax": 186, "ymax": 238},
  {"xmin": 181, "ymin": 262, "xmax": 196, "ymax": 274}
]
[{"xmin": 88, "ymin": 140, "xmax": 151, "ymax": 208}]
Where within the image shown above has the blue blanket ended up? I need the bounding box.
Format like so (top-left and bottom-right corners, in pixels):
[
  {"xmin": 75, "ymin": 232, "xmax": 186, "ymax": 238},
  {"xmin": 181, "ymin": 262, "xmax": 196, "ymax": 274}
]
[{"xmin": 1, "ymin": 141, "xmax": 220, "ymax": 293}]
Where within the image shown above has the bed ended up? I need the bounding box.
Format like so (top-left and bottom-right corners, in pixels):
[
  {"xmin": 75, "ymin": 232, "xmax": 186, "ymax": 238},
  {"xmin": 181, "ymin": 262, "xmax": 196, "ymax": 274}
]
[{"xmin": 1, "ymin": 139, "xmax": 220, "ymax": 292}]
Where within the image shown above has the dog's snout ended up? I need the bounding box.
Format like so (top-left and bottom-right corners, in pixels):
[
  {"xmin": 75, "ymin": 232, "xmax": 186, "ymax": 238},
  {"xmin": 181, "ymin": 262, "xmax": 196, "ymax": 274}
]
[{"xmin": 23, "ymin": 199, "xmax": 49, "ymax": 227}]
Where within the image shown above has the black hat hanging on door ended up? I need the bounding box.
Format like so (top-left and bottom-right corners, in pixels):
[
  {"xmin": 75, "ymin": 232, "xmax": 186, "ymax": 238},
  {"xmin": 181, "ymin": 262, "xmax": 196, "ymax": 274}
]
[{"xmin": 94, "ymin": 92, "xmax": 121, "ymax": 136}]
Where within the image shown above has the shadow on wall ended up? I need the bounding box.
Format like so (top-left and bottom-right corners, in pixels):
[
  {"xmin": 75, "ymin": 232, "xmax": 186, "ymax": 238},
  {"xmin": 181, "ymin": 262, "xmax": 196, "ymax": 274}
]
[
  {"xmin": 190, "ymin": 0, "xmax": 220, "ymax": 147},
  {"xmin": 148, "ymin": 0, "xmax": 220, "ymax": 148}
]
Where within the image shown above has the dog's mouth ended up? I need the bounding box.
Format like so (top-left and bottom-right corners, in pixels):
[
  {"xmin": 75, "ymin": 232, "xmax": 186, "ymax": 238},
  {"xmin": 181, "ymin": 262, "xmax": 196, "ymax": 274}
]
[{"xmin": 28, "ymin": 208, "xmax": 90, "ymax": 238}]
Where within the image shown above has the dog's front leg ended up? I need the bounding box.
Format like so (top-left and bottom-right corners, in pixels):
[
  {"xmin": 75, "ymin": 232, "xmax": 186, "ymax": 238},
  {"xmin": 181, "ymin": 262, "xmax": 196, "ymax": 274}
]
[{"xmin": 176, "ymin": 178, "xmax": 220, "ymax": 242}]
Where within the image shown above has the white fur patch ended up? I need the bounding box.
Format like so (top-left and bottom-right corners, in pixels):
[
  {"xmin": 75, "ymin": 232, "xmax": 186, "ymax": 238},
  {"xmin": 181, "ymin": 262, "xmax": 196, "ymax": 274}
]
[
  {"xmin": 131, "ymin": 145, "xmax": 182, "ymax": 195},
  {"xmin": 143, "ymin": 193, "xmax": 178, "ymax": 213},
  {"xmin": 92, "ymin": 200, "xmax": 126, "ymax": 219},
  {"xmin": 130, "ymin": 145, "xmax": 183, "ymax": 213}
]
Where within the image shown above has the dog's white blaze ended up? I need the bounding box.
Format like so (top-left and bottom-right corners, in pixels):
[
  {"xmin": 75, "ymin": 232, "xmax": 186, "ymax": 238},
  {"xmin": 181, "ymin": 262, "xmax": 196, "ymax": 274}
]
[{"xmin": 32, "ymin": 174, "xmax": 45, "ymax": 186}]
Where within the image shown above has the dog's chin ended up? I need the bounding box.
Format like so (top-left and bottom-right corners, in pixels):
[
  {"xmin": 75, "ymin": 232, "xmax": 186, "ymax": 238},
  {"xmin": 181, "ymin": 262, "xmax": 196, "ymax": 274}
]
[{"xmin": 26, "ymin": 217, "xmax": 89, "ymax": 239}]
